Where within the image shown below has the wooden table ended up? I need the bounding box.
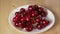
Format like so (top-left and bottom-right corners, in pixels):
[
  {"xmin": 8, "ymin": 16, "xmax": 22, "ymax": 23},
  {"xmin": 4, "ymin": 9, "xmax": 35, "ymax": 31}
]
[{"xmin": 0, "ymin": 0, "xmax": 60, "ymax": 34}]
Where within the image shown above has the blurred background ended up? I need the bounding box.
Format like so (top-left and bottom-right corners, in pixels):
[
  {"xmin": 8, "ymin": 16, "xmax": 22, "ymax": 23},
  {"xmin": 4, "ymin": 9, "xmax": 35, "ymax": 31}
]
[{"xmin": 0, "ymin": 0, "xmax": 60, "ymax": 34}]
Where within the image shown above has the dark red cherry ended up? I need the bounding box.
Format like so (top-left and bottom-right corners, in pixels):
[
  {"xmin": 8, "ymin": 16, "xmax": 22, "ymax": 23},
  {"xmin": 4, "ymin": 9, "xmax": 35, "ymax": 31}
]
[
  {"xmin": 15, "ymin": 22, "xmax": 20, "ymax": 27},
  {"xmin": 25, "ymin": 25, "xmax": 33, "ymax": 31},
  {"xmin": 23, "ymin": 13, "xmax": 30, "ymax": 21},
  {"xmin": 15, "ymin": 12, "xmax": 21, "ymax": 17},
  {"xmin": 38, "ymin": 7, "xmax": 44, "ymax": 12},
  {"xmin": 25, "ymin": 15, "xmax": 30, "ymax": 21},
  {"xmin": 41, "ymin": 19, "xmax": 49, "ymax": 26},
  {"xmin": 30, "ymin": 10, "xmax": 38, "ymax": 17},
  {"xmin": 33, "ymin": 5, "xmax": 39, "ymax": 11},
  {"xmin": 20, "ymin": 17, "xmax": 25, "ymax": 22},
  {"xmin": 15, "ymin": 12, "xmax": 20, "ymax": 15},
  {"xmin": 41, "ymin": 11, "xmax": 47, "ymax": 17},
  {"xmin": 26, "ymin": 10, "xmax": 31, "ymax": 15},
  {"xmin": 26, "ymin": 10, "xmax": 30, "ymax": 14},
  {"xmin": 35, "ymin": 17, "xmax": 42, "ymax": 23},
  {"xmin": 20, "ymin": 8, "xmax": 25, "ymax": 13},
  {"xmin": 13, "ymin": 16, "xmax": 19, "ymax": 23},
  {"xmin": 19, "ymin": 23, "xmax": 25, "ymax": 28},
  {"xmin": 36, "ymin": 24, "xmax": 43, "ymax": 29},
  {"xmin": 28, "ymin": 5, "xmax": 34, "ymax": 11}
]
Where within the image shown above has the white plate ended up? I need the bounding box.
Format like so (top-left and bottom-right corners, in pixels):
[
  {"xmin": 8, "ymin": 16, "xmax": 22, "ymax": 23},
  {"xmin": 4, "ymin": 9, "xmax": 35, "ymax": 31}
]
[{"xmin": 8, "ymin": 5, "xmax": 55, "ymax": 34}]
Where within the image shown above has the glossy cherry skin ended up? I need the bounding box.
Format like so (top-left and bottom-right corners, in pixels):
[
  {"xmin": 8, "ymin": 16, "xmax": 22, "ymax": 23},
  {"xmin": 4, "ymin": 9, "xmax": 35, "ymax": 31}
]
[
  {"xmin": 24, "ymin": 14, "xmax": 30, "ymax": 21},
  {"xmin": 15, "ymin": 22, "xmax": 20, "ymax": 27},
  {"xmin": 30, "ymin": 10, "xmax": 38, "ymax": 17},
  {"xmin": 41, "ymin": 19, "xmax": 49, "ymax": 26},
  {"xmin": 20, "ymin": 8, "xmax": 25, "ymax": 14},
  {"xmin": 36, "ymin": 24, "xmax": 43, "ymax": 29},
  {"xmin": 25, "ymin": 25, "xmax": 33, "ymax": 32},
  {"xmin": 38, "ymin": 7, "xmax": 44, "ymax": 12},
  {"xmin": 15, "ymin": 12, "xmax": 21, "ymax": 17},
  {"xmin": 15, "ymin": 22, "xmax": 25, "ymax": 28},
  {"xmin": 20, "ymin": 17, "xmax": 25, "ymax": 22},
  {"xmin": 35, "ymin": 17, "xmax": 42, "ymax": 23},
  {"xmin": 15, "ymin": 12, "xmax": 20, "ymax": 15},
  {"xmin": 33, "ymin": 5, "xmax": 39, "ymax": 11},
  {"xmin": 19, "ymin": 22, "xmax": 25, "ymax": 28},
  {"xmin": 13, "ymin": 16, "xmax": 20, "ymax": 23},
  {"xmin": 28, "ymin": 5, "xmax": 34, "ymax": 11},
  {"xmin": 41, "ymin": 11, "xmax": 47, "ymax": 17}
]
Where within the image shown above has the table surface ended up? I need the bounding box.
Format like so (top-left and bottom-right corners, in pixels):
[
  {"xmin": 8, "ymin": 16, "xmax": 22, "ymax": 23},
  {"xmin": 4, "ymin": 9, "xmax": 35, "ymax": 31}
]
[{"xmin": 0, "ymin": 0, "xmax": 60, "ymax": 34}]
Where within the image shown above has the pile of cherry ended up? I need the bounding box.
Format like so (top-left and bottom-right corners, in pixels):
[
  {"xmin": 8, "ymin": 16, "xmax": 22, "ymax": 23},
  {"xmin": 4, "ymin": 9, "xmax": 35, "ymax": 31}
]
[{"xmin": 13, "ymin": 5, "xmax": 50, "ymax": 32}]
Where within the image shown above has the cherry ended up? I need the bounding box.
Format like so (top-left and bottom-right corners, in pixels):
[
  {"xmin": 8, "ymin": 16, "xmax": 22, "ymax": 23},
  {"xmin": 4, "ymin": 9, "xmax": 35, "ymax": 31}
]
[
  {"xmin": 41, "ymin": 19, "xmax": 49, "ymax": 26},
  {"xmin": 15, "ymin": 12, "xmax": 20, "ymax": 15},
  {"xmin": 38, "ymin": 7, "xmax": 44, "ymax": 12},
  {"xmin": 28, "ymin": 5, "xmax": 34, "ymax": 11},
  {"xmin": 26, "ymin": 10, "xmax": 32, "ymax": 15},
  {"xmin": 19, "ymin": 23, "xmax": 25, "ymax": 28},
  {"xmin": 20, "ymin": 8, "xmax": 25, "ymax": 14},
  {"xmin": 15, "ymin": 12, "xmax": 21, "ymax": 17},
  {"xmin": 25, "ymin": 16, "xmax": 30, "ymax": 21},
  {"xmin": 15, "ymin": 22, "xmax": 20, "ymax": 27},
  {"xmin": 41, "ymin": 11, "xmax": 47, "ymax": 17},
  {"xmin": 26, "ymin": 10, "xmax": 30, "ymax": 14},
  {"xmin": 20, "ymin": 17, "xmax": 25, "ymax": 22},
  {"xmin": 25, "ymin": 25, "xmax": 33, "ymax": 32},
  {"xmin": 30, "ymin": 10, "xmax": 38, "ymax": 17},
  {"xmin": 37, "ymin": 7, "xmax": 44, "ymax": 15},
  {"xmin": 13, "ymin": 16, "xmax": 20, "ymax": 23},
  {"xmin": 33, "ymin": 5, "xmax": 38, "ymax": 11},
  {"xmin": 24, "ymin": 14, "xmax": 30, "ymax": 21},
  {"xmin": 15, "ymin": 22, "xmax": 25, "ymax": 28},
  {"xmin": 35, "ymin": 17, "xmax": 42, "ymax": 23},
  {"xmin": 36, "ymin": 24, "xmax": 43, "ymax": 29}
]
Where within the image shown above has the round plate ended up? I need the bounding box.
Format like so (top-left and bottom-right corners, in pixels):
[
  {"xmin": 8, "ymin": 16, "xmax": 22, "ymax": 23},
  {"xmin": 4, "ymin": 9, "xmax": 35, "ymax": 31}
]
[{"xmin": 8, "ymin": 5, "xmax": 55, "ymax": 34}]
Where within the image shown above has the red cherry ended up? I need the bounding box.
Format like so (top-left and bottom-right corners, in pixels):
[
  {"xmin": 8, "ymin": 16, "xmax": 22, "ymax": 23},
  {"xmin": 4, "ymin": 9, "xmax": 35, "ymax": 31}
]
[
  {"xmin": 30, "ymin": 10, "xmax": 38, "ymax": 17},
  {"xmin": 33, "ymin": 5, "xmax": 39, "ymax": 10},
  {"xmin": 41, "ymin": 11, "xmax": 47, "ymax": 17},
  {"xmin": 20, "ymin": 17, "xmax": 25, "ymax": 22},
  {"xmin": 35, "ymin": 17, "xmax": 42, "ymax": 23},
  {"xmin": 36, "ymin": 24, "xmax": 43, "ymax": 29},
  {"xmin": 25, "ymin": 25, "xmax": 33, "ymax": 31},
  {"xmin": 26, "ymin": 10, "xmax": 31, "ymax": 15},
  {"xmin": 19, "ymin": 23, "xmax": 25, "ymax": 28},
  {"xmin": 26, "ymin": 10, "xmax": 30, "ymax": 13},
  {"xmin": 15, "ymin": 22, "xmax": 20, "ymax": 27},
  {"xmin": 41, "ymin": 19, "xmax": 49, "ymax": 26},
  {"xmin": 13, "ymin": 16, "xmax": 19, "ymax": 23},
  {"xmin": 15, "ymin": 12, "xmax": 20, "ymax": 15},
  {"xmin": 25, "ymin": 15, "xmax": 30, "ymax": 21},
  {"xmin": 15, "ymin": 22, "xmax": 25, "ymax": 28},
  {"xmin": 23, "ymin": 13, "xmax": 30, "ymax": 21},
  {"xmin": 28, "ymin": 5, "xmax": 34, "ymax": 11},
  {"xmin": 15, "ymin": 12, "xmax": 21, "ymax": 17},
  {"xmin": 20, "ymin": 8, "xmax": 25, "ymax": 13},
  {"xmin": 38, "ymin": 7, "xmax": 44, "ymax": 12}
]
